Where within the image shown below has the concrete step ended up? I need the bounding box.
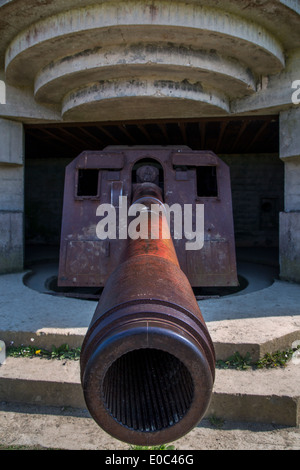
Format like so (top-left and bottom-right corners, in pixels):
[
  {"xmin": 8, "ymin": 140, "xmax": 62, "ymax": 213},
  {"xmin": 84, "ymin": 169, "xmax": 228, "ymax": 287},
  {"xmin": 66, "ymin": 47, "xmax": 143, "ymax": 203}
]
[{"xmin": 0, "ymin": 356, "xmax": 299, "ymax": 427}]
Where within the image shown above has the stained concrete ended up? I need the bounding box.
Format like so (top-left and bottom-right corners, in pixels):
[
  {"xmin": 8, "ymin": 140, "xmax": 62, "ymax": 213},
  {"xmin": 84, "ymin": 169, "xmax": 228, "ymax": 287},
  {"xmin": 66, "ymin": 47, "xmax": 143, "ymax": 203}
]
[
  {"xmin": 5, "ymin": 2, "xmax": 284, "ymax": 86},
  {"xmin": 1, "ymin": 402, "xmax": 300, "ymax": 450},
  {"xmin": 1, "ymin": 0, "xmax": 300, "ymax": 122},
  {"xmin": 0, "ymin": 117, "xmax": 24, "ymax": 273},
  {"xmin": 35, "ymin": 44, "xmax": 256, "ymax": 105}
]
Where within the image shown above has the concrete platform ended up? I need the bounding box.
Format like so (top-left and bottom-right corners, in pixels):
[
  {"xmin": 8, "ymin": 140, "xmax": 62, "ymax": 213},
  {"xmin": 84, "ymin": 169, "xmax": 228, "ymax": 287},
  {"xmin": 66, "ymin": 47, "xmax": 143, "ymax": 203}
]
[
  {"xmin": 1, "ymin": 401, "xmax": 300, "ymax": 450},
  {"xmin": 0, "ymin": 355, "xmax": 299, "ymax": 449},
  {"xmin": 0, "ymin": 356, "xmax": 299, "ymax": 427},
  {"xmin": 0, "ymin": 252, "xmax": 300, "ymax": 448},
  {"xmin": 1, "ymin": 260, "xmax": 300, "ymax": 362}
]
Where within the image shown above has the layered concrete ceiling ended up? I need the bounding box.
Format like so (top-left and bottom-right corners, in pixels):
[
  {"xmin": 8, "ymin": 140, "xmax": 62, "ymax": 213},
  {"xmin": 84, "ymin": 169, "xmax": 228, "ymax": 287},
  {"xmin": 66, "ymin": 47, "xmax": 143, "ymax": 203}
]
[
  {"xmin": 25, "ymin": 116, "xmax": 279, "ymax": 158},
  {"xmin": 0, "ymin": 0, "xmax": 300, "ymax": 122}
]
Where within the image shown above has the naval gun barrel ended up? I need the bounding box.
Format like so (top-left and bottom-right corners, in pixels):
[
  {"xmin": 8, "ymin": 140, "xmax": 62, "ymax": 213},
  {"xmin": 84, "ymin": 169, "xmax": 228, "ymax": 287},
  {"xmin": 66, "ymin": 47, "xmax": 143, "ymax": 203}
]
[{"xmin": 80, "ymin": 182, "xmax": 215, "ymax": 446}]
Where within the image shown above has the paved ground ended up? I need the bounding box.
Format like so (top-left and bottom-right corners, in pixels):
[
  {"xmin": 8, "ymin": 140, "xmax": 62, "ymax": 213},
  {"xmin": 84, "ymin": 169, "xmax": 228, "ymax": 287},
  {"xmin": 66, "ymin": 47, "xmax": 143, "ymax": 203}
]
[
  {"xmin": 0, "ymin": 247, "xmax": 299, "ymax": 452},
  {"xmin": 0, "ymin": 402, "xmax": 300, "ymax": 451}
]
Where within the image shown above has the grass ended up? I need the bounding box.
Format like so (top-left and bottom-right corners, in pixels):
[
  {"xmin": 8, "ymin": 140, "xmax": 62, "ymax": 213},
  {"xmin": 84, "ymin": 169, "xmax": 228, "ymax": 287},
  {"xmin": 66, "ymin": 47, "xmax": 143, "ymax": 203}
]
[
  {"xmin": 0, "ymin": 444, "xmax": 61, "ymax": 450},
  {"xmin": 256, "ymin": 348, "xmax": 296, "ymax": 369},
  {"xmin": 129, "ymin": 444, "xmax": 176, "ymax": 450},
  {"xmin": 0, "ymin": 443, "xmax": 175, "ymax": 451},
  {"xmin": 216, "ymin": 351, "xmax": 252, "ymax": 370},
  {"xmin": 208, "ymin": 415, "xmax": 225, "ymax": 429},
  {"xmin": 216, "ymin": 346, "xmax": 300, "ymax": 370},
  {"xmin": 6, "ymin": 343, "xmax": 81, "ymax": 361},
  {"xmin": 6, "ymin": 343, "xmax": 300, "ymax": 369}
]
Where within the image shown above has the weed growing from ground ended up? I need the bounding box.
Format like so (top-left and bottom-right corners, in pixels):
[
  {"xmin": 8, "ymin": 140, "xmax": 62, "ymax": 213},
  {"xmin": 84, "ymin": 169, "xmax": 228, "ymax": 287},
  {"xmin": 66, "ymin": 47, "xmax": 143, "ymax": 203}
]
[
  {"xmin": 216, "ymin": 346, "xmax": 300, "ymax": 370},
  {"xmin": 6, "ymin": 343, "xmax": 81, "ymax": 361},
  {"xmin": 6, "ymin": 344, "xmax": 300, "ymax": 369}
]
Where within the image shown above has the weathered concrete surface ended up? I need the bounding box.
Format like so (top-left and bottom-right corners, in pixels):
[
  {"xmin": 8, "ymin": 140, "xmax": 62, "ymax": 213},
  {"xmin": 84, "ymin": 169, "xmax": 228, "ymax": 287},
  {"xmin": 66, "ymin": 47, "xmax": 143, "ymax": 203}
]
[
  {"xmin": 5, "ymin": 2, "xmax": 285, "ymax": 84},
  {"xmin": 232, "ymin": 49, "xmax": 300, "ymax": 115},
  {"xmin": 62, "ymin": 80, "xmax": 230, "ymax": 122},
  {"xmin": 0, "ymin": 357, "xmax": 85, "ymax": 409},
  {"xmin": 1, "ymin": 268, "xmax": 300, "ymax": 360},
  {"xmin": 0, "ymin": 357, "xmax": 299, "ymax": 426},
  {"xmin": 35, "ymin": 44, "xmax": 256, "ymax": 105},
  {"xmin": 279, "ymin": 107, "xmax": 300, "ymax": 283},
  {"xmin": 0, "ymin": 271, "xmax": 93, "ymax": 349},
  {"xmin": 1, "ymin": 402, "xmax": 300, "ymax": 450},
  {"xmin": 0, "ymin": 212, "xmax": 24, "ymax": 274},
  {"xmin": 0, "ymin": 118, "xmax": 23, "ymax": 165},
  {"xmin": 0, "ymin": 0, "xmax": 299, "ymax": 69},
  {"xmin": 283, "ymin": 158, "xmax": 300, "ymax": 212},
  {"xmin": 0, "ymin": 118, "xmax": 24, "ymax": 274},
  {"xmin": 210, "ymin": 363, "xmax": 300, "ymax": 427},
  {"xmin": 280, "ymin": 107, "xmax": 300, "ymax": 161},
  {"xmin": 280, "ymin": 212, "xmax": 300, "ymax": 283},
  {"xmin": 0, "ymin": 356, "xmax": 299, "ymax": 450},
  {"xmin": 0, "ymin": 0, "xmax": 299, "ymax": 121}
]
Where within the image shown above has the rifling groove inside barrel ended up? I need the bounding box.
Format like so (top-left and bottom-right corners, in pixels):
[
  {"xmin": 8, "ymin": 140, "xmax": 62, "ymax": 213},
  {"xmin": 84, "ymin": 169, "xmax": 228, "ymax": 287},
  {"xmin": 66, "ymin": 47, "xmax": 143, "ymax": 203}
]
[{"xmin": 102, "ymin": 348, "xmax": 194, "ymax": 432}]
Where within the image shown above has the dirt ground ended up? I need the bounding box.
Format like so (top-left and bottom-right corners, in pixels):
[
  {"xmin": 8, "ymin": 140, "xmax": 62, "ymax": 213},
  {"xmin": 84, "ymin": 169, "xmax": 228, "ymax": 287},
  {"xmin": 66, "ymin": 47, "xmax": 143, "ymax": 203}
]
[{"xmin": 0, "ymin": 402, "xmax": 299, "ymax": 451}]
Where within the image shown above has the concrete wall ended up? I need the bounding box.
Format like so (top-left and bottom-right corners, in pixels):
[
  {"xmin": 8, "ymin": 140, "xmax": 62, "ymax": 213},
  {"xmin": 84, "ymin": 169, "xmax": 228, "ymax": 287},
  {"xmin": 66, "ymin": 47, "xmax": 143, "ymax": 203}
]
[
  {"xmin": 222, "ymin": 154, "xmax": 283, "ymax": 248},
  {"xmin": 0, "ymin": 118, "xmax": 24, "ymax": 273},
  {"xmin": 279, "ymin": 107, "xmax": 300, "ymax": 283},
  {"xmin": 25, "ymin": 157, "xmax": 72, "ymax": 246}
]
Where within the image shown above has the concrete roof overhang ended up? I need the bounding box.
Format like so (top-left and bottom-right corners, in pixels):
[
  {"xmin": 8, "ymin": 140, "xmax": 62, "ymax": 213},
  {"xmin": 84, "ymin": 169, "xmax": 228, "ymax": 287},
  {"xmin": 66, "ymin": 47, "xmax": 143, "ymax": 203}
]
[{"xmin": 0, "ymin": 0, "xmax": 299, "ymax": 122}]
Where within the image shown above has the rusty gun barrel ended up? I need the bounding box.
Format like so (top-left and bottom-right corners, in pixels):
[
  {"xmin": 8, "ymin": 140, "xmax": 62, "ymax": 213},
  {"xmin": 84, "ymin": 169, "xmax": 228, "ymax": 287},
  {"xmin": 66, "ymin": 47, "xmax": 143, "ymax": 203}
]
[{"xmin": 80, "ymin": 182, "xmax": 215, "ymax": 446}]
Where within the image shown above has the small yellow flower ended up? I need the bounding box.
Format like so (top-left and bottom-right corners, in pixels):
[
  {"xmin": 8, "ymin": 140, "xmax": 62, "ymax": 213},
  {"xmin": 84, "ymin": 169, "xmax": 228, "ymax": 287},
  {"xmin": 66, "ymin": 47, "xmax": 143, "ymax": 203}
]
[{"xmin": 35, "ymin": 349, "xmax": 41, "ymax": 355}]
